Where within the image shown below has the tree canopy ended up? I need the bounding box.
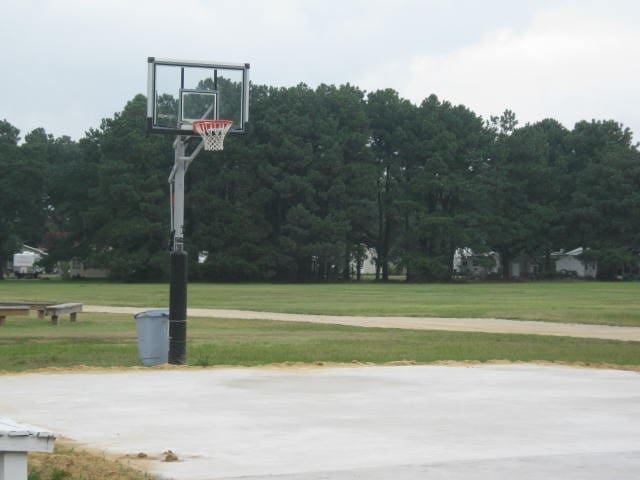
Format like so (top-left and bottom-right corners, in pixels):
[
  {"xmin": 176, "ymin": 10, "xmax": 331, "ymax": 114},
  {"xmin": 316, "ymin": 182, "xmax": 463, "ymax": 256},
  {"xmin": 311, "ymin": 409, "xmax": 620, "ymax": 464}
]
[{"xmin": 1, "ymin": 82, "xmax": 638, "ymax": 282}]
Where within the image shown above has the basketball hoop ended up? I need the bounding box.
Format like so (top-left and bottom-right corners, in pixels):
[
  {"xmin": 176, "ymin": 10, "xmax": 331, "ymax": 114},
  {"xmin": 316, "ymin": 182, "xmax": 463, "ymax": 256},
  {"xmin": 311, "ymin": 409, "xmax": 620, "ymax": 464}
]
[{"xmin": 192, "ymin": 120, "xmax": 233, "ymax": 151}]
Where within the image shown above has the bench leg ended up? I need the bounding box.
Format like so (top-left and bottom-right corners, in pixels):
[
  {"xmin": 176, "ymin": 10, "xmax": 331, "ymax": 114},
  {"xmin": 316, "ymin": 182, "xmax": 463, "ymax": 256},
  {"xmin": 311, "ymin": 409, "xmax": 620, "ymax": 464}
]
[
  {"xmin": 0, "ymin": 316, "xmax": 5, "ymax": 327},
  {"xmin": 0, "ymin": 451, "xmax": 28, "ymax": 480},
  {"xmin": 38, "ymin": 309, "xmax": 45, "ymax": 319},
  {"xmin": 51, "ymin": 315, "xmax": 59, "ymax": 325},
  {"xmin": 70, "ymin": 312, "xmax": 77, "ymax": 322}
]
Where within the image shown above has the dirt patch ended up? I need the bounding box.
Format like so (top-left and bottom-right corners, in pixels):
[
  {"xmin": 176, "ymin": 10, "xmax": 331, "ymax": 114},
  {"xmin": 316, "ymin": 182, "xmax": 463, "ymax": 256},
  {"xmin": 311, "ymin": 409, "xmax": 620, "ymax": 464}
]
[
  {"xmin": 4, "ymin": 359, "xmax": 639, "ymax": 378},
  {"xmin": 29, "ymin": 439, "xmax": 156, "ymax": 480}
]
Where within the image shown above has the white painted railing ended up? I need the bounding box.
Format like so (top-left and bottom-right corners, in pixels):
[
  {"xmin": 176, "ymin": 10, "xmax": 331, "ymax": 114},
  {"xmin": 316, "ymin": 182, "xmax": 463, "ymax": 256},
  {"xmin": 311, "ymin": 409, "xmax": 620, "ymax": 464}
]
[{"xmin": 0, "ymin": 417, "xmax": 56, "ymax": 480}]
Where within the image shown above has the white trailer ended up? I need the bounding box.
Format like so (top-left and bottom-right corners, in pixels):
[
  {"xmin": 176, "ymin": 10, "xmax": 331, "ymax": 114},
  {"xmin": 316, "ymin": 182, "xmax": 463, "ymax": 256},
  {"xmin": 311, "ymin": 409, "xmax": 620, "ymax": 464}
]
[{"xmin": 12, "ymin": 252, "xmax": 43, "ymax": 278}]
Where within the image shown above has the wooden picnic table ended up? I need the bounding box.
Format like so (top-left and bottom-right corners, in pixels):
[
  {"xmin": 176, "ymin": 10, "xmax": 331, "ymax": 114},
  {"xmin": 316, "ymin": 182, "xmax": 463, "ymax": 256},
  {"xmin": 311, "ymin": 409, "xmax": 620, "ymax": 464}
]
[
  {"xmin": 0, "ymin": 301, "xmax": 57, "ymax": 319},
  {"xmin": 0, "ymin": 306, "xmax": 30, "ymax": 326},
  {"xmin": 45, "ymin": 303, "xmax": 83, "ymax": 325},
  {"xmin": 0, "ymin": 301, "xmax": 83, "ymax": 325}
]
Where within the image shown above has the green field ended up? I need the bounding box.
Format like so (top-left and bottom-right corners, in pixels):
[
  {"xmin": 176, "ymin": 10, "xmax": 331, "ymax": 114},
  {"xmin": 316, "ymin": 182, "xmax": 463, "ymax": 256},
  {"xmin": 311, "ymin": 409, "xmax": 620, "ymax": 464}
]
[
  {"xmin": 1, "ymin": 279, "xmax": 640, "ymax": 326},
  {"xmin": 2, "ymin": 280, "xmax": 639, "ymax": 373},
  {"xmin": 1, "ymin": 312, "xmax": 639, "ymax": 373}
]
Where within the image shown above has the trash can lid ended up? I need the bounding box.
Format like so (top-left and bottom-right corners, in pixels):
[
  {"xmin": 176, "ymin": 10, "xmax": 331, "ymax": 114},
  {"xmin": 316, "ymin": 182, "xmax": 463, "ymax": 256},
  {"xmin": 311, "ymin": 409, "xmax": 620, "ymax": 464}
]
[{"xmin": 135, "ymin": 309, "xmax": 170, "ymax": 319}]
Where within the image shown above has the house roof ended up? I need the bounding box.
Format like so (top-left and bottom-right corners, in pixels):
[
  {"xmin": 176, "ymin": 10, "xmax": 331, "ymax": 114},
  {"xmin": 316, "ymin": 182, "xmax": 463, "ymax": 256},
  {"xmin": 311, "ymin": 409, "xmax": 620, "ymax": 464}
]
[
  {"xmin": 551, "ymin": 247, "xmax": 584, "ymax": 257},
  {"xmin": 21, "ymin": 244, "xmax": 48, "ymax": 256}
]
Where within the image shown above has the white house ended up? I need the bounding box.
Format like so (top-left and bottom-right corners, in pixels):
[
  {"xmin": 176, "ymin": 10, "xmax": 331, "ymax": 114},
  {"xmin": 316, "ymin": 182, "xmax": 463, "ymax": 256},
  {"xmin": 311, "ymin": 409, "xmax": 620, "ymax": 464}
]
[
  {"xmin": 509, "ymin": 255, "xmax": 540, "ymax": 279},
  {"xmin": 358, "ymin": 247, "xmax": 378, "ymax": 275},
  {"xmin": 551, "ymin": 247, "xmax": 597, "ymax": 278},
  {"xmin": 68, "ymin": 258, "xmax": 109, "ymax": 279},
  {"xmin": 453, "ymin": 248, "xmax": 500, "ymax": 278}
]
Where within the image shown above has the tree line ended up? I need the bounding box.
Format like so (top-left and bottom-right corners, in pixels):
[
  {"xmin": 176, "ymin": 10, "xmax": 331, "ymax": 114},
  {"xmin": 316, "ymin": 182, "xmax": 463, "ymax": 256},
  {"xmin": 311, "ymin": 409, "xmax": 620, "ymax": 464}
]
[{"xmin": 1, "ymin": 83, "xmax": 639, "ymax": 281}]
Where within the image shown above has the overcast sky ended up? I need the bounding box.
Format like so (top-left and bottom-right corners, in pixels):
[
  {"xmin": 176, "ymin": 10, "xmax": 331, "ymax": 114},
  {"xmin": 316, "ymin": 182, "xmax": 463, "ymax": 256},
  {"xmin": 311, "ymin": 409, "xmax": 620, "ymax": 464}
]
[{"xmin": 2, "ymin": 0, "xmax": 639, "ymax": 142}]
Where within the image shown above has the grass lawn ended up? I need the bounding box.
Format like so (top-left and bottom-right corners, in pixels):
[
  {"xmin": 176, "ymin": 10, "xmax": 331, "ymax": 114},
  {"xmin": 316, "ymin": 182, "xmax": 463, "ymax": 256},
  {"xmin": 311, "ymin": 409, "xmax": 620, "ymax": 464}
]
[
  {"xmin": 1, "ymin": 312, "xmax": 638, "ymax": 373},
  {"xmin": 1, "ymin": 279, "xmax": 640, "ymax": 326}
]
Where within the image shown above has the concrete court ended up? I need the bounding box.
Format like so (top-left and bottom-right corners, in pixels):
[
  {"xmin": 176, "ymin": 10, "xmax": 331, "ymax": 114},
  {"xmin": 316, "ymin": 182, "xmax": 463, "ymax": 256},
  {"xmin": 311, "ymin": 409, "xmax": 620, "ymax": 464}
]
[{"xmin": 1, "ymin": 365, "xmax": 640, "ymax": 479}]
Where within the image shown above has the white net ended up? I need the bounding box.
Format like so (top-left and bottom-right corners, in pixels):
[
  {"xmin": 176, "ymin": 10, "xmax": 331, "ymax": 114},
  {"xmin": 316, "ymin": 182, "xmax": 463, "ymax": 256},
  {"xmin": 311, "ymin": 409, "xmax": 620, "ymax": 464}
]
[{"xmin": 193, "ymin": 120, "xmax": 233, "ymax": 151}]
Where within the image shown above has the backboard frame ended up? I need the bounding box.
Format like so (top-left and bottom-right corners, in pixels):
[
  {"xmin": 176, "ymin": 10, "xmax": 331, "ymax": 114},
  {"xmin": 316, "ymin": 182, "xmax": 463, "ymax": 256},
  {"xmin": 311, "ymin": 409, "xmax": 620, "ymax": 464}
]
[
  {"xmin": 146, "ymin": 57, "xmax": 250, "ymax": 136},
  {"xmin": 180, "ymin": 89, "xmax": 218, "ymax": 125}
]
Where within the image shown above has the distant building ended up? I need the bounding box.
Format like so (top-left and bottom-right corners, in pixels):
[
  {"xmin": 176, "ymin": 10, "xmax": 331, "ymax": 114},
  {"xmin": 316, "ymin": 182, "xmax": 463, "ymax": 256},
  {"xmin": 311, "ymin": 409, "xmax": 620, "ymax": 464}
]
[
  {"xmin": 68, "ymin": 258, "xmax": 109, "ymax": 279},
  {"xmin": 509, "ymin": 255, "xmax": 540, "ymax": 279},
  {"xmin": 358, "ymin": 247, "xmax": 378, "ymax": 275},
  {"xmin": 453, "ymin": 248, "xmax": 500, "ymax": 278},
  {"xmin": 551, "ymin": 247, "xmax": 597, "ymax": 278},
  {"xmin": 351, "ymin": 247, "xmax": 405, "ymax": 278},
  {"xmin": 10, "ymin": 245, "xmax": 47, "ymax": 278}
]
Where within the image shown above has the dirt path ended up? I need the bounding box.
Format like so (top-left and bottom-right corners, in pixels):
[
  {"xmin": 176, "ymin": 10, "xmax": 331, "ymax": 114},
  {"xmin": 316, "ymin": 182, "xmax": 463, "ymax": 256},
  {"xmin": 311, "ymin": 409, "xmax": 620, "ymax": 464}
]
[{"xmin": 84, "ymin": 305, "xmax": 640, "ymax": 342}]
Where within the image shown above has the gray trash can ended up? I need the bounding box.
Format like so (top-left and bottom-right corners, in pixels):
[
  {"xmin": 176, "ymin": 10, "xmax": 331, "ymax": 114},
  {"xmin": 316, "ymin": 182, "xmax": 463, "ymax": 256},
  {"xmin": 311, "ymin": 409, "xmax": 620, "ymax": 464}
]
[{"xmin": 135, "ymin": 309, "xmax": 170, "ymax": 366}]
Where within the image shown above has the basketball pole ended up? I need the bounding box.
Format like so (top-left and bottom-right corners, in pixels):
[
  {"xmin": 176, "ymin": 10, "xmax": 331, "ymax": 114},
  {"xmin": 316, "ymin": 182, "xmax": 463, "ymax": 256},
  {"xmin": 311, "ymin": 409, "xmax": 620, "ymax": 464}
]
[{"xmin": 168, "ymin": 136, "xmax": 203, "ymax": 365}]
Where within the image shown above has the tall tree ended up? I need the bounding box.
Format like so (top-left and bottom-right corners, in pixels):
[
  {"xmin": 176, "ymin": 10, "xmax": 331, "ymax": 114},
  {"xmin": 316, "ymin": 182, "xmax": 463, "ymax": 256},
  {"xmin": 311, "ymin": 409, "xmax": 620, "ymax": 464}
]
[
  {"xmin": 0, "ymin": 124, "xmax": 51, "ymax": 278},
  {"xmin": 187, "ymin": 86, "xmax": 276, "ymax": 281},
  {"xmin": 401, "ymin": 95, "xmax": 490, "ymax": 281},
  {"xmin": 367, "ymin": 89, "xmax": 414, "ymax": 280},
  {"xmin": 310, "ymin": 84, "xmax": 376, "ymax": 280},
  {"xmin": 79, "ymin": 95, "xmax": 173, "ymax": 281},
  {"xmin": 0, "ymin": 120, "xmax": 26, "ymax": 278},
  {"xmin": 565, "ymin": 120, "xmax": 640, "ymax": 278},
  {"xmin": 39, "ymin": 134, "xmax": 90, "ymax": 269},
  {"xmin": 191, "ymin": 83, "xmax": 376, "ymax": 282},
  {"xmin": 484, "ymin": 115, "xmax": 559, "ymax": 279}
]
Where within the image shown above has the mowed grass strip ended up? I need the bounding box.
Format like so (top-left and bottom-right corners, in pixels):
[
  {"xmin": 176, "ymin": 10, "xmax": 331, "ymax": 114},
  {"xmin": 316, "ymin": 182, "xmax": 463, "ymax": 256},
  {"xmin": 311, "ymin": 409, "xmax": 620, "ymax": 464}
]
[
  {"xmin": 1, "ymin": 280, "xmax": 640, "ymax": 326},
  {"xmin": 0, "ymin": 313, "xmax": 638, "ymax": 373}
]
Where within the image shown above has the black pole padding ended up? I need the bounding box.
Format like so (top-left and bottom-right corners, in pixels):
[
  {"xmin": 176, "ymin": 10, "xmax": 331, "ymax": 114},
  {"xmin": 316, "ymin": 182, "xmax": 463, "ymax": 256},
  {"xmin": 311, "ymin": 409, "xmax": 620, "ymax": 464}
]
[{"xmin": 169, "ymin": 250, "xmax": 188, "ymax": 365}]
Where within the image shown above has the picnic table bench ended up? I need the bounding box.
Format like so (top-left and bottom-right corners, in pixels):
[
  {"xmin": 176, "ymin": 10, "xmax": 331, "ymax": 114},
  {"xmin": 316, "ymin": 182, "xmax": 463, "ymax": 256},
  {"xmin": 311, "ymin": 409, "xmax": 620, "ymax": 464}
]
[
  {"xmin": 0, "ymin": 301, "xmax": 57, "ymax": 319},
  {"xmin": 44, "ymin": 303, "xmax": 83, "ymax": 325},
  {"xmin": 0, "ymin": 417, "xmax": 56, "ymax": 480},
  {"xmin": 0, "ymin": 306, "xmax": 29, "ymax": 326},
  {"xmin": 0, "ymin": 301, "xmax": 54, "ymax": 309},
  {"xmin": 0, "ymin": 301, "xmax": 83, "ymax": 325}
]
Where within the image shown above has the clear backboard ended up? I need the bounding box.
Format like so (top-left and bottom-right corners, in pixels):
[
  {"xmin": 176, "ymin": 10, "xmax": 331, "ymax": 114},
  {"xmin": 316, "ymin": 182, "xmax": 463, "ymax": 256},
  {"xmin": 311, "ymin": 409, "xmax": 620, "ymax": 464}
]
[{"xmin": 147, "ymin": 58, "xmax": 250, "ymax": 135}]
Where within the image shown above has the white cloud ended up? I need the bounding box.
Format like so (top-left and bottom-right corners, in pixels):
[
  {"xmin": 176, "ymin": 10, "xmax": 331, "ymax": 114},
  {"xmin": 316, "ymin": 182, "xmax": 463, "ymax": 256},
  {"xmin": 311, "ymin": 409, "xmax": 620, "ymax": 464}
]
[
  {"xmin": 358, "ymin": 3, "xmax": 640, "ymax": 137},
  {"xmin": 2, "ymin": 1, "xmax": 639, "ymax": 140}
]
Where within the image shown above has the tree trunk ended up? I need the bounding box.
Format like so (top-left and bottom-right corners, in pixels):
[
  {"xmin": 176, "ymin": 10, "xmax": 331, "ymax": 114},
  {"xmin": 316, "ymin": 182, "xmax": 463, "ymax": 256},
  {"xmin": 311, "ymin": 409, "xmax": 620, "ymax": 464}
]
[
  {"xmin": 343, "ymin": 242, "xmax": 351, "ymax": 281},
  {"xmin": 501, "ymin": 251, "xmax": 511, "ymax": 280},
  {"xmin": 447, "ymin": 246, "xmax": 456, "ymax": 280},
  {"xmin": 376, "ymin": 177, "xmax": 385, "ymax": 282},
  {"xmin": 543, "ymin": 250, "xmax": 552, "ymax": 276},
  {"xmin": 403, "ymin": 209, "xmax": 411, "ymax": 282},
  {"xmin": 382, "ymin": 222, "xmax": 390, "ymax": 281},
  {"xmin": 298, "ymin": 256, "xmax": 311, "ymax": 282},
  {"xmin": 381, "ymin": 165, "xmax": 392, "ymax": 282},
  {"xmin": 521, "ymin": 257, "xmax": 529, "ymax": 280}
]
